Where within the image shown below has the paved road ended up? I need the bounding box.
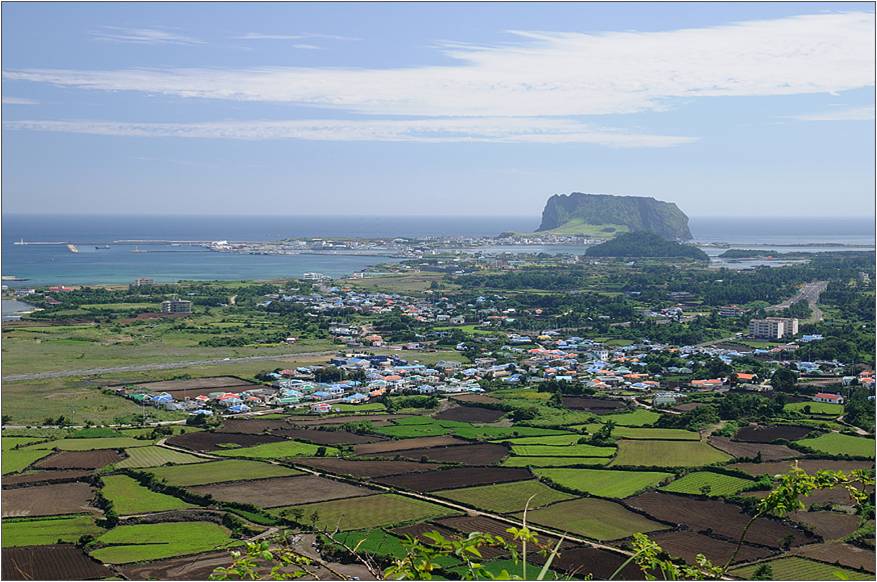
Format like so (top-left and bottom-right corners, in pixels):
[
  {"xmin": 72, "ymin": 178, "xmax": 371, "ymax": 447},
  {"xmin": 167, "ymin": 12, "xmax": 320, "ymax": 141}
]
[{"xmin": 1, "ymin": 350, "xmax": 337, "ymax": 382}]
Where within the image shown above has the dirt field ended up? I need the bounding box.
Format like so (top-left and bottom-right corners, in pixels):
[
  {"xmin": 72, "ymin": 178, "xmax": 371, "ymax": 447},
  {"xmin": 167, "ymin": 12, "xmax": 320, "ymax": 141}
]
[
  {"xmin": 219, "ymin": 418, "xmax": 290, "ymax": 434},
  {"xmin": 2, "ymin": 470, "xmax": 93, "ymax": 488},
  {"xmin": 436, "ymin": 515, "xmax": 559, "ymax": 563},
  {"xmin": 734, "ymin": 424, "xmax": 813, "ymax": 443},
  {"xmin": 367, "ymin": 443, "xmax": 509, "ymax": 465},
  {"xmin": 353, "ymin": 435, "xmax": 468, "ymax": 455},
  {"xmin": 450, "ymin": 393, "xmax": 501, "ymax": 405},
  {"xmin": 433, "ymin": 406, "xmax": 505, "ymax": 423},
  {"xmin": 376, "ymin": 467, "xmax": 532, "ymax": 492},
  {"xmin": 625, "ymin": 491, "xmax": 815, "ymax": 549},
  {"xmin": 707, "ymin": 436, "xmax": 802, "ymax": 461},
  {"xmin": 729, "ymin": 458, "xmax": 874, "ymax": 477},
  {"xmin": 119, "ymin": 550, "xmax": 233, "ymax": 580},
  {"xmin": 552, "ymin": 545, "xmax": 647, "ymax": 579},
  {"xmin": 34, "ymin": 449, "xmax": 125, "ymax": 470},
  {"xmin": 166, "ymin": 431, "xmax": 286, "ymax": 452},
  {"xmin": 792, "ymin": 542, "xmax": 876, "ymax": 573},
  {"xmin": 561, "ymin": 396, "xmax": 627, "ymax": 412},
  {"xmin": 287, "ymin": 414, "xmax": 409, "ymax": 427},
  {"xmin": 2, "ymin": 544, "xmax": 113, "ymax": 580},
  {"xmin": 189, "ymin": 475, "xmax": 373, "ymax": 507},
  {"xmin": 270, "ymin": 427, "xmax": 385, "ymax": 446},
  {"xmin": 647, "ymin": 530, "xmax": 775, "ymax": 565},
  {"xmin": 127, "ymin": 376, "xmax": 257, "ymax": 393},
  {"xmin": 790, "ymin": 511, "xmax": 861, "ymax": 540},
  {"xmin": 2, "ymin": 482, "xmax": 97, "ymax": 518},
  {"xmin": 294, "ymin": 457, "xmax": 446, "ymax": 478}
]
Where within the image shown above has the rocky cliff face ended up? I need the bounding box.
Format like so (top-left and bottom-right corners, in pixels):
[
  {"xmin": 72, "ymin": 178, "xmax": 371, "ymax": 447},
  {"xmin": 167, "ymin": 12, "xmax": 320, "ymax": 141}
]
[{"xmin": 538, "ymin": 193, "xmax": 692, "ymax": 240}]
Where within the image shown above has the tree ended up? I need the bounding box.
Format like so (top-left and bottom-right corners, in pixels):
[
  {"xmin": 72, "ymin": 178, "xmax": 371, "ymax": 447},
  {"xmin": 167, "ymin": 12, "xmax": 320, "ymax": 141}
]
[
  {"xmin": 770, "ymin": 367, "xmax": 798, "ymax": 391},
  {"xmin": 752, "ymin": 563, "xmax": 773, "ymax": 580}
]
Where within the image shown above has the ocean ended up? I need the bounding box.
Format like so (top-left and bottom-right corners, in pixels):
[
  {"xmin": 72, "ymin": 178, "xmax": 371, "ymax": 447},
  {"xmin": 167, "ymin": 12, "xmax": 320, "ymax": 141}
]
[{"xmin": 2, "ymin": 214, "xmax": 873, "ymax": 286}]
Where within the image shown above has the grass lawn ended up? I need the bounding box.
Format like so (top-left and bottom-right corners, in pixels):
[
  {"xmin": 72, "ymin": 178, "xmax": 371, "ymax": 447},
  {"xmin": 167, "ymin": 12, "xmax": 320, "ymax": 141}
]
[
  {"xmin": 213, "ymin": 440, "xmax": 339, "ymax": 460},
  {"xmin": 535, "ymin": 468, "xmax": 672, "ymax": 498},
  {"xmin": 502, "ymin": 456, "xmax": 610, "ymax": 468},
  {"xmin": 101, "ymin": 475, "xmax": 195, "ymax": 515},
  {"xmin": 26, "ymin": 437, "xmax": 153, "ymax": 451},
  {"xmin": 731, "ymin": 557, "xmax": 873, "ymax": 581},
  {"xmin": 275, "ymin": 494, "xmax": 459, "ymax": 531},
  {"xmin": 147, "ymin": 459, "xmax": 302, "ymax": 486},
  {"xmin": 2, "ymin": 515, "xmax": 104, "ymax": 547},
  {"xmin": 660, "ymin": 471, "xmax": 754, "ymax": 497},
  {"xmin": 2, "ymin": 448, "xmax": 52, "ymax": 474},
  {"xmin": 784, "ymin": 402, "xmax": 844, "ymax": 416},
  {"xmin": 795, "ymin": 433, "xmax": 875, "ymax": 458},
  {"xmin": 89, "ymin": 522, "xmax": 235, "ymax": 564},
  {"xmin": 510, "ymin": 443, "xmax": 615, "ymax": 458},
  {"xmin": 611, "ymin": 440, "xmax": 731, "ymax": 468},
  {"xmin": 331, "ymin": 402, "xmax": 387, "ymax": 413},
  {"xmin": 519, "ymin": 498, "xmax": 668, "ymax": 541},
  {"xmin": 435, "ymin": 480, "xmax": 575, "ymax": 513},
  {"xmin": 114, "ymin": 446, "xmax": 209, "ymax": 469}
]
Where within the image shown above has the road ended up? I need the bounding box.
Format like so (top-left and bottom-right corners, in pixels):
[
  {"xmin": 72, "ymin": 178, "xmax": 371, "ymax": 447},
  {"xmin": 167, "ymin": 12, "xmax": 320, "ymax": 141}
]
[{"xmin": 1, "ymin": 350, "xmax": 337, "ymax": 382}]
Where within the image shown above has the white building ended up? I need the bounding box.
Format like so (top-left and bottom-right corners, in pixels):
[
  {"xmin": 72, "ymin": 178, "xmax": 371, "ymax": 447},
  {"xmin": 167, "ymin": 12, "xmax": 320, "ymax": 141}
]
[
  {"xmin": 749, "ymin": 317, "xmax": 798, "ymax": 339},
  {"xmin": 161, "ymin": 299, "xmax": 193, "ymax": 314}
]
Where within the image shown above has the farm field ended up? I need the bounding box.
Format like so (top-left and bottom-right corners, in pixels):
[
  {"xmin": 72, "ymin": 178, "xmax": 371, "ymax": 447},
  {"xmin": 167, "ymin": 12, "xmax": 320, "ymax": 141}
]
[
  {"xmin": 114, "ymin": 446, "xmax": 209, "ymax": 468},
  {"xmin": 101, "ymin": 475, "xmax": 195, "ymax": 515},
  {"xmin": 785, "ymin": 401, "xmax": 844, "ymax": 416},
  {"xmin": 147, "ymin": 459, "xmax": 301, "ymax": 486},
  {"xmin": 659, "ymin": 471, "xmax": 754, "ymax": 497},
  {"xmin": 1, "ymin": 515, "xmax": 103, "ymax": 547},
  {"xmin": 731, "ymin": 557, "xmax": 873, "ymax": 581},
  {"xmin": 375, "ymin": 467, "xmax": 532, "ymax": 492},
  {"xmin": 25, "ymin": 437, "xmax": 153, "ymax": 451},
  {"xmin": 2, "ymin": 482, "xmax": 97, "ymax": 518},
  {"xmin": 598, "ymin": 409, "xmax": 662, "ymax": 426},
  {"xmin": 501, "ymin": 456, "xmax": 610, "ymax": 468},
  {"xmin": 735, "ymin": 424, "xmax": 813, "ymax": 443},
  {"xmin": 277, "ymin": 494, "xmax": 459, "ymax": 531},
  {"xmin": 213, "ymin": 439, "xmax": 339, "ymax": 460},
  {"xmin": 707, "ymin": 436, "xmax": 802, "ymax": 461},
  {"xmin": 610, "ymin": 427, "xmax": 700, "ymax": 440},
  {"xmin": 1, "ymin": 544, "xmax": 114, "ymax": 580},
  {"xmin": 520, "ymin": 497, "xmax": 668, "ymax": 541},
  {"xmin": 796, "ymin": 432, "xmax": 875, "ymax": 458},
  {"xmin": 294, "ymin": 457, "xmax": 442, "ymax": 479},
  {"xmin": 367, "ymin": 443, "xmax": 509, "ymax": 465},
  {"xmin": 648, "ymin": 530, "xmax": 774, "ymax": 565},
  {"xmin": 188, "ymin": 474, "xmax": 373, "ymax": 508},
  {"xmin": 534, "ymin": 468, "xmax": 672, "ymax": 498},
  {"xmin": 433, "ymin": 480, "xmax": 574, "ymax": 512},
  {"xmin": 89, "ymin": 522, "xmax": 236, "ymax": 564},
  {"xmin": 167, "ymin": 431, "xmax": 285, "ymax": 452},
  {"xmin": 498, "ymin": 434, "xmax": 582, "ymax": 446},
  {"xmin": 611, "ymin": 440, "xmax": 731, "ymax": 467},
  {"xmin": 35, "ymin": 449, "xmax": 125, "ymax": 469},
  {"xmin": 2, "ymin": 447, "xmax": 51, "ymax": 474},
  {"xmin": 510, "ymin": 443, "xmax": 615, "ymax": 457}
]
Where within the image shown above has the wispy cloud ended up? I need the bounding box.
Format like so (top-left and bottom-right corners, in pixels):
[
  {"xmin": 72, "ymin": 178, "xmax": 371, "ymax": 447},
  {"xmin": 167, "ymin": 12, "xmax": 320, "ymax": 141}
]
[
  {"xmin": 10, "ymin": 12, "xmax": 872, "ymax": 118},
  {"xmin": 234, "ymin": 32, "xmax": 360, "ymax": 41},
  {"xmin": 791, "ymin": 106, "xmax": 875, "ymax": 121},
  {"xmin": 2, "ymin": 96, "xmax": 38, "ymax": 105},
  {"xmin": 90, "ymin": 26, "xmax": 204, "ymax": 45},
  {"xmin": 292, "ymin": 44, "xmax": 322, "ymax": 50},
  {"xmin": 4, "ymin": 117, "xmax": 695, "ymax": 148}
]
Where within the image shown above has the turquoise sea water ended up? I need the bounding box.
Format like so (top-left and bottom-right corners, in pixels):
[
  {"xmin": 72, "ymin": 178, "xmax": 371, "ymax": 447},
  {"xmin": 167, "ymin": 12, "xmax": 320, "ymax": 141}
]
[{"xmin": 2, "ymin": 214, "xmax": 873, "ymax": 286}]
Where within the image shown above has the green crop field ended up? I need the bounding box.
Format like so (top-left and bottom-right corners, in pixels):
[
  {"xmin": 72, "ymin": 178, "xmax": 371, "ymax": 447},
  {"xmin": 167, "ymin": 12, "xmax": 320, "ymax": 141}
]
[
  {"xmin": 502, "ymin": 456, "xmax": 610, "ymax": 468},
  {"xmin": 611, "ymin": 440, "xmax": 731, "ymax": 467},
  {"xmin": 784, "ymin": 402, "xmax": 844, "ymax": 416},
  {"xmin": 660, "ymin": 471, "xmax": 753, "ymax": 497},
  {"xmin": 2, "ymin": 515, "xmax": 104, "ymax": 547},
  {"xmin": 535, "ymin": 468, "xmax": 672, "ymax": 498},
  {"xmin": 520, "ymin": 497, "xmax": 668, "ymax": 541},
  {"xmin": 101, "ymin": 475, "xmax": 195, "ymax": 515},
  {"xmin": 598, "ymin": 409, "xmax": 661, "ymax": 427},
  {"xmin": 499, "ymin": 434, "xmax": 582, "ymax": 446},
  {"xmin": 795, "ymin": 433, "xmax": 875, "ymax": 458},
  {"xmin": 331, "ymin": 403, "xmax": 387, "ymax": 413},
  {"xmin": 510, "ymin": 443, "xmax": 616, "ymax": 457},
  {"xmin": 89, "ymin": 522, "xmax": 235, "ymax": 564},
  {"xmin": 275, "ymin": 494, "xmax": 459, "ymax": 531},
  {"xmin": 731, "ymin": 557, "xmax": 873, "ymax": 581},
  {"xmin": 2, "ymin": 447, "xmax": 52, "ymax": 474},
  {"xmin": 449, "ymin": 559, "xmax": 560, "ymax": 580},
  {"xmin": 452, "ymin": 426, "xmax": 566, "ymax": 440},
  {"xmin": 115, "ymin": 446, "xmax": 209, "ymax": 469},
  {"xmin": 147, "ymin": 459, "xmax": 301, "ymax": 486},
  {"xmin": 213, "ymin": 440, "xmax": 339, "ymax": 460},
  {"xmin": 611, "ymin": 427, "xmax": 700, "ymax": 440},
  {"xmin": 2, "ymin": 436, "xmax": 47, "ymax": 449},
  {"xmin": 435, "ymin": 480, "xmax": 574, "ymax": 512},
  {"xmin": 25, "ymin": 437, "xmax": 153, "ymax": 451}
]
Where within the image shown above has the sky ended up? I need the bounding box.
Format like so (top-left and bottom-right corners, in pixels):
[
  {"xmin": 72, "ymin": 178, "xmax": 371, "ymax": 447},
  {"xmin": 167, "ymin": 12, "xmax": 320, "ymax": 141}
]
[{"xmin": 1, "ymin": 2, "xmax": 875, "ymax": 217}]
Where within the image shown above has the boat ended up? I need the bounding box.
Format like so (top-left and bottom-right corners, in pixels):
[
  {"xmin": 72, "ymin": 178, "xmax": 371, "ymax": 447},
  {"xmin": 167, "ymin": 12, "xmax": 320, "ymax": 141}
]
[{"xmin": 95, "ymin": 245, "xmax": 110, "ymax": 250}]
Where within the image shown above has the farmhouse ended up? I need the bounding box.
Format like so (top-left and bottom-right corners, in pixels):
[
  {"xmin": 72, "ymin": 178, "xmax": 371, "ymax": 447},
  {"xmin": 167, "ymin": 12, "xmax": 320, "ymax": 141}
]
[{"xmin": 812, "ymin": 392, "xmax": 844, "ymax": 405}]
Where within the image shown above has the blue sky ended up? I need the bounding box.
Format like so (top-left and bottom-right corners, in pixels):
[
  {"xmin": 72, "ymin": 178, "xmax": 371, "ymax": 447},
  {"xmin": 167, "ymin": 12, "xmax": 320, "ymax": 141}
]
[{"xmin": 2, "ymin": 2, "xmax": 874, "ymax": 217}]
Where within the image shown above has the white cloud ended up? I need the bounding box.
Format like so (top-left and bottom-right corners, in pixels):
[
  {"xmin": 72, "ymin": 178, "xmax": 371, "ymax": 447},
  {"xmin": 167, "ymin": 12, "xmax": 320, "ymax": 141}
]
[
  {"xmin": 9, "ymin": 12, "xmax": 873, "ymax": 117},
  {"xmin": 3, "ymin": 117, "xmax": 695, "ymax": 147},
  {"xmin": 90, "ymin": 26, "xmax": 204, "ymax": 45},
  {"xmin": 292, "ymin": 44, "xmax": 322, "ymax": 50},
  {"xmin": 2, "ymin": 97, "xmax": 38, "ymax": 105},
  {"xmin": 791, "ymin": 106, "xmax": 875, "ymax": 121}
]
